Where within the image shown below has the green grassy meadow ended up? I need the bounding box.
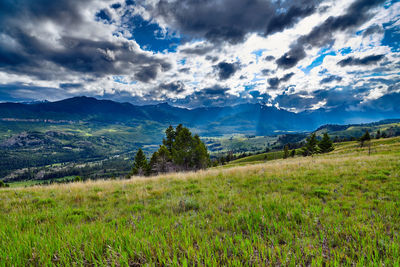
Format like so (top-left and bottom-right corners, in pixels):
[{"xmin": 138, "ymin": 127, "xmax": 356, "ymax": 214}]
[{"xmin": 0, "ymin": 137, "xmax": 399, "ymax": 265}]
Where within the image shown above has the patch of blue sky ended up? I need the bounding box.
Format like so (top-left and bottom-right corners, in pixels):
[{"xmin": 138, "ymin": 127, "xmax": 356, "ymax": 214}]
[
  {"xmin": 382, "ymin": 23, "xmax": 400, "ymax": 51},
  {"xmin": 127, "ymin": 15, "xmax": 180, "ymax": 53},
  {"xmin": 251, "ymin": 74, "xmax": 265, "ymax": 83},
  {"xmin": 251, "ymin": 49, "xmax": 266, "ymax": 63},
  {"xmin": 179, "ymin": 58, "xmax": 187, "ymax": 65},
  {"xmin": 339, "ymin": 47, "xmax": 352, "ymax": 55},
  {"xmin": 244, "ymin": 84, "xmax": 257, "ymax": 91},
  {"xmin": 301, "ymin": 48, "xmax": 336, "ymax": 74},
  {"xmin": 362, "ymin": 72, "xmax": 400, "ymax": 78},
  {"xmin": 113, "ymin": 76, "xmax": 128, "ymax": 84},
  {"xmin": 384, "ymin": 0, "xmax": 400, "ymax": 8},
  {"xmin": 113, "ymin": 76, "xmax": 137, "ymax": 85}
]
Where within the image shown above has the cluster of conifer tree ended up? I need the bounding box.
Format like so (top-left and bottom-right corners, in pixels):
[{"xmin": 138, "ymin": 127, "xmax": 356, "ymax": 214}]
[
  {"xmin": 301, "ymin": 132, "xmax": 334, "ymax": 156},
  {"xmin": 131, "ymin": 124, "xmax": 210, "ymax": 176}
]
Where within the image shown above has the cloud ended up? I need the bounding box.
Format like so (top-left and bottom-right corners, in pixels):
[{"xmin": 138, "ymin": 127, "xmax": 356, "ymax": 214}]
[
  {"xmin": 0, "ymin": 0, "xmax": 172, "ymax": 82},
  {"xmin": 276, "ymin": 0, "xmax": 386, "ymax": 69},
  {"xmin": 154, "ymin": 0, "xmax": 321, "ymax": 44},
  {"xmin": 268, "ymin": 72, "xmax": 295, "ymax": 88},
  {"xmin": 337, "ymin": 54, "xmax": 385, "ymax": 66},
  {"xmin": 264, "ymin": 55, "xmax": 275, "ymax": 61},
  {"xmin": 276, "ymin": 45, "xmax": 307, "ymax": 69},
  {"xmin": 215, "ymin": 62, "xmax": 239, "ymax": 80},
  {"xmin": 362, "ymin": 24, "xmax": 384, "ymax": 37},
  {"xmin": 0, "ymin": 0, "xmax": 399, "ymax": 114},
  {"xmin": 320, "ymin": 75, "xmax": 342, "ymax": 84},
  {"xmin": 180, "ymin": 45, "xmax": 214, "ymax": 55}
]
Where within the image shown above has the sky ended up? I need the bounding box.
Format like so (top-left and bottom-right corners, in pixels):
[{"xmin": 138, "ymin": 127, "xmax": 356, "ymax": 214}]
[{"xmin": 0, "ymin": 0, "xmax": 399, "ymax": 112}]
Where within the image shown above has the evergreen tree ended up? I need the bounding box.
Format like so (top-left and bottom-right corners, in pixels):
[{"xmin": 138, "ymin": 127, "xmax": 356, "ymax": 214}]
[
  {"xmin": 290, "ymin": 149, "xmax": 296, "ymax": 157},
  {"xmin": 163, "ymin": 126, "xmax": 175, "ymax": 152},
  {"xmin": 149, "ymin": 151, "xmax": 159, "ymax": 175},
  {"xmin": 192, "ymin": 135, "xmax": 209, "ymax": 169},
  {"xmin": 301, "ymin": 133, "xmax": 318, "ymax": 156},
  {"xmin": 132, "ymin": 148, "xmax": 149, "ymax": 176},
  {"xmin": 150, "ymin": 145, "xmax": 171, "ymax": 174},
  {"xmin": 359, "ymin": 130, "xmax": 371, "ymax": 147},
  {"xmin": 375, "ymin": 130, "xmax": 381, "ymax": 139},
  {"xmin": 283, "ymin": 145, "xmax": 289, "ymax": 159},
  {"xmin": 318, "ymin": 133, "xmax": 334, "ymax": 153},
  {"xmin": 142, "ymin": 125, "xmax": 210, "ymax": 174},
  {"xmin": 0, "ymin": 180, "xmax": 9, "ymax": 188},
  {"xmin": 172, "ymin": 127, "xmax": 193, "ymax": 170},
  {"xmin": 157, "ymin": 145, "xmax": 171, "ymax": 172}
]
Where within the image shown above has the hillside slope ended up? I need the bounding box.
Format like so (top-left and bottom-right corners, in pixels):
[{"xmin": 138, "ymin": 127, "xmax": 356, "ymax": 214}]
[{"xmin": 0, "ymin": 137, "xmax": 399, "ymax": 265}]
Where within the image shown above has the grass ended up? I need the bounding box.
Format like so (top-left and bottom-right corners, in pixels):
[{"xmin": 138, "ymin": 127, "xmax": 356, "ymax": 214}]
[
  {"xmin": 0, "ymin": 137, "xmax": 399, "ymax": 265},
  {"xmin": 227, "ymin": 150, "xmax": 286, "ymax": 166}
]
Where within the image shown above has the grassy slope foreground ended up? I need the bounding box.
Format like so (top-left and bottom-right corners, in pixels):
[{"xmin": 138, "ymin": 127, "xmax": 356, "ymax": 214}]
[{"xmin": 0, "ymin": 138, "xmax": 399, "ymax": 265}]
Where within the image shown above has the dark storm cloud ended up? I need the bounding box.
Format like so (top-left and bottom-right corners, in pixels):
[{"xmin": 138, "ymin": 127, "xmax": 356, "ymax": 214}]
[
  {"xmin": 202, "ymin": 86, "xmax": 230, "ymax": 96},
  {"xmin": 59, "ymin": 83, "xmax": 83, "ymax": 89},
  {"xmin": 276, "ymin": 0, "xmax": 385, "ymax": 69},
  {"xmin": 276, "ymin": 45, "xmax": 307, "ymax": 69},
  {"xmin": 281, "ymin": 72, "xmax": 295, "ymax": 82},
  {"xmin": 362, "ymin": 24, "xmax": 384, "ymax": 37},
  {"xmin": 172, "ymin": 85, "xmax": 251, "ymax": 107},
  {"xmin": 261, "ymin": 69, "xmax": 273, "ymax": 76},
  {"xmin": 274, "ymin": 87, "xmax": 366, "ymax": 111},
  {"xmin": 158, "ymin": 81, "xmax": 185, "ymax": 93},
  {"xmin": 264, "ymin": 56, "xmax": 275, "ymax": 61},
  {"xmin": 180, "ymin": 44, "xmax": 215, "ymax": 55},
  {"xmin": 155, "ymin": 0, "xmax": 321, "ymax": 44},
  {"xmin": 205, "ymin": 56, "xmax": 219, "ymax": 62},
  {"xmin": 268, "ymin": 77, "xmax": 280, "ymax": 88},
  {"xmin": 274, "ymin": 92, "xmax": 321, "ymax": 110},
  {"xmin": 134, "ymin": 64, "xmax": 160, "ymax": 82},
  {"xmin": 320, "ymin": 75, "xmax": 343, "ymax": 84},
  {"xmin": 265, "ymin": 5, "xmax": 316, "ymax": 36},
  {"xmin": 337, "ymin": 54, "xmax": 385, "ymax": 67},
  {"xmin": 0, "ymin": 0, "xmax": 172, "ymax": 82},
  {"xmin": 361, "ymin": 93, "xmax": 400, "ymax": 112},
  {"xmin": 146, "ymin": 81, "xmax": 186, "ymax": 98},
  {"xmin": 215, "ymin": 62, "xmax": 239, "ymax": 80},
  {"xmin": 179, "ymin": 67, "xmax": 190, "ymax": 73},
  {"xmin": 111, "ymin": 3, "xmax": 122, "ymax": 9},
  {"xmin": 267, "ymin": 72, "xmax": 294, "ymax": 88}
]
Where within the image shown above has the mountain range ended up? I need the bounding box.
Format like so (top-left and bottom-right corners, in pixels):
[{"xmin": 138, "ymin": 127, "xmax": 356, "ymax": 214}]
[{"xmin": 1, "ymin": 96, "xmax": 399, "ymax": 135}]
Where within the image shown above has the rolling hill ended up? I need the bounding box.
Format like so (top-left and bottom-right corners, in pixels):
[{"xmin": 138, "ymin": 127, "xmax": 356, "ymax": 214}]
[{"xmin": 0, "ymin": 137, "xmax": 399, "ymax": 265}]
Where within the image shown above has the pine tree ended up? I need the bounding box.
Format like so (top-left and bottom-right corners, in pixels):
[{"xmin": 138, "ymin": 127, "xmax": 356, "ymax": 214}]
[
  {"xmin": 149, "ymin": 125, "xmax": 210, "ymax": 173},
  {"xmin": 163, "ymin": 126, "xmax": 175, "ymax": 152},
  {"xmin": 283, "ymin": 145, "xmax": 289, "ymax": 159},
  {"xmin": 301, "ymin": 133, "xmax": 318, "ymax": 156},
  {"xmin": 172, "ymin": 127, "xmax": 193, "ymax": 170},
  {"xmin": 149, "ymin": 151, "xmax": 159, "ymax": 175},
  {"xmin": 290, "ymin": 149, "xmax": 296, "ymax": 157},
  {"xmin": 359, "ymin": 130, "xmax": 371, "ymax": 147},
  {"xmin": 192, "ymin": 135, "xmax": 209, "ymax": 169},
  {"xmin": 150, "ymin": 145, "xmax": 171, "ymax": 174},
  {"xmin": 318, "ymin": 133, "xmax": 334, "ymax": 153},
  {"xmin": 132, "ymin": 148, "xmax": 149, "ymax": 176},
  {"xmin": 0, "ymin": 180, "xmax": 9, "ymax": 188},
  {"xmin": 375, "ymin": 130, "xmax": 381, "ymax": 139}
]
